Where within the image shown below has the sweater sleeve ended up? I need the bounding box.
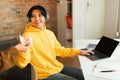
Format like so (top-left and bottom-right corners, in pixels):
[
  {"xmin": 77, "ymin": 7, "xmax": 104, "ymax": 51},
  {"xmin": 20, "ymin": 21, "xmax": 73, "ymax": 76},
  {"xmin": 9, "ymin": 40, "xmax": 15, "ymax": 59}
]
[
  {"xmin": 15, "ymin": 49, "xmax": 31, "ymax": 68},
  {"xmin": 14, "ymin": 33, "xmax": 32, "ymax": 68},
  {"xmin": 52, "ymin": 33, "xmax": 81, "ymax": 58}
]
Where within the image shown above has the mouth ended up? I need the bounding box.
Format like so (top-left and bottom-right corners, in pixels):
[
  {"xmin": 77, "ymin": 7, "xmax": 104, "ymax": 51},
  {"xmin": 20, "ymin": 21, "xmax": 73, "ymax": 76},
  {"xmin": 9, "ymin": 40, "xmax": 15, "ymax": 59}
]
[
  {"xmin": 35, "ymin": 22, "xmax": 41, "ymax": 25},
  {"xmin": 35, "ymin": 21, "xmax": 40, "ymax": 24}
]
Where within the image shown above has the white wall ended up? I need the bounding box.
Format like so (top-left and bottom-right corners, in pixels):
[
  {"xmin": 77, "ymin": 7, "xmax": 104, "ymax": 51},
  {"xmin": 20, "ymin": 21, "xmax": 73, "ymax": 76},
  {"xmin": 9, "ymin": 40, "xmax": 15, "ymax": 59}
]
[
  {"xmin": 103, "ymin": 0, "xmax": 119, "ymax": 38},
  {"xmin": 57, "ymin": 0, "xmax": 67, "ymax": 46},
  {"xmin": 73, "ymin": 0, "xmax": 105, "ymax": 47},
  {"xmin": 73, "ymin": 0, "xmax": 86, "ymax": 41}
]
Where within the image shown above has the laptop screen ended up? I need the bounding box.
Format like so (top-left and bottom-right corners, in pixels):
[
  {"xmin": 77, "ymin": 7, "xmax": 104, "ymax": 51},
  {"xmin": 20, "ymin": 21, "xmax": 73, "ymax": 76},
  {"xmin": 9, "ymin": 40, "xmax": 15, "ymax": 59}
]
[{"xmin": 95, "ymin": 36, "xmax": 119, "ymax": 57}]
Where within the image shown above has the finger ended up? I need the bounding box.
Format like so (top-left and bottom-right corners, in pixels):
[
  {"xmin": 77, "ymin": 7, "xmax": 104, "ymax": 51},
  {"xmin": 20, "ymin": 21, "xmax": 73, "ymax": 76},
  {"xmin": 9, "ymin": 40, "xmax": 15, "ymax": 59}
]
[
  {"xmin": 86, "ymin": 53, "xmax": 90, "ymax": 55},
  {"xmin": 87, "ymin": 50, "xmax": 94, "ymax": 54}
]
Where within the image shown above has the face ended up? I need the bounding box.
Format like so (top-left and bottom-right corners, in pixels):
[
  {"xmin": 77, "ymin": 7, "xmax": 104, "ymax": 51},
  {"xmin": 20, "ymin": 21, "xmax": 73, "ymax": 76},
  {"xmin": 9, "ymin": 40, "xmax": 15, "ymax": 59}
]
[{"xmin": 31, "ymin": 9, "xmax": 45, "ymax": 29}]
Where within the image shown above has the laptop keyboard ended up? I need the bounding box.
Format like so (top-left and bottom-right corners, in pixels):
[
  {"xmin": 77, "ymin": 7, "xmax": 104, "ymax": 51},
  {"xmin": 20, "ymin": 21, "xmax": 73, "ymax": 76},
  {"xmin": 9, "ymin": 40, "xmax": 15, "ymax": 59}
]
[
  {"xmin": 85, "ymin": 50, "xmax": 108, "ymax": 60},
  {"xmin": 92, "ymin": 50, "xmax": 107, "ymax": 58},
  {"xmin": 88, "ymin": 55, "xmax": 99, "ymax": 60}
]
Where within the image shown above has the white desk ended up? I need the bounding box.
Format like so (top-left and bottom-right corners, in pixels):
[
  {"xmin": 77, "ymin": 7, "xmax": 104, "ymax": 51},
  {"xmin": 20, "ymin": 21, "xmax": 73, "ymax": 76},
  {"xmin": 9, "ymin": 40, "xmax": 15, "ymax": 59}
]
[{"xmin": 74, "ymin": 39, "xmax": 120, "ymax": 80}]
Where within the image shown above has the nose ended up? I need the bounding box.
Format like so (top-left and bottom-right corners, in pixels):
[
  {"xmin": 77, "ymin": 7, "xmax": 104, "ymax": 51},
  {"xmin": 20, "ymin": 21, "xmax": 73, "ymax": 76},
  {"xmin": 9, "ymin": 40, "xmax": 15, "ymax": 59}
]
[{"xmin": 35, "ymin": 16, "xmax": 39, "ymax": 21}]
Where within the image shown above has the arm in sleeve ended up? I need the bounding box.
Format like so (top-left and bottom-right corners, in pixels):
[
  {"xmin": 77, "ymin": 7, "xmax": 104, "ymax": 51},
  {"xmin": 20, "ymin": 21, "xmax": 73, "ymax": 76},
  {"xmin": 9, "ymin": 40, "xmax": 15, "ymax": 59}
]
[
  {"xmin": 15, "ymin": 48, "xmax": 31, "ymax": 68},
  {"xmin": 14, "ymin": 33, "xmax": 32, "ymax": 68},
  {"xmin": 52, "ymin": 33, "xmax": 81, "ymax": 58}
]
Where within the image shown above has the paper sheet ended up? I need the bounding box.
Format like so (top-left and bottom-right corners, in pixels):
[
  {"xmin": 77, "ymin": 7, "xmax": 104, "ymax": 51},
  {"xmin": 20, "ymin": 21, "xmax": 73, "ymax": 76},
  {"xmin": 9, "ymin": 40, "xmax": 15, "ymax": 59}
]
[{"xmin": 92, "ymin": 62, "xmax": 120, "ymax": 80}]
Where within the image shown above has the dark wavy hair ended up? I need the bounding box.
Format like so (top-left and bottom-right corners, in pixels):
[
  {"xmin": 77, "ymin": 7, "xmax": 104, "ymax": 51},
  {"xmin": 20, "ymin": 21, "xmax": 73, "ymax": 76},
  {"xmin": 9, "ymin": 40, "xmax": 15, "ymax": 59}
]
[{"xmin": 27, "ymin": 5, "xmax": 49, "ymax": 21}]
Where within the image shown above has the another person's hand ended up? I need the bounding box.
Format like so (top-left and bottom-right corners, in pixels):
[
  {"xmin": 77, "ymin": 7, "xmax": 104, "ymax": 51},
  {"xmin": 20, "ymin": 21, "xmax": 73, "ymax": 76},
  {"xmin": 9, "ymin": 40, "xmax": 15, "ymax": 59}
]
[
  {"xmin": 15, "ymin": 37, "xmax": 32, "ymax": 52},
  {"xmin": 80, "ymin": 50, "xmax": 94, "ymax": 56}
]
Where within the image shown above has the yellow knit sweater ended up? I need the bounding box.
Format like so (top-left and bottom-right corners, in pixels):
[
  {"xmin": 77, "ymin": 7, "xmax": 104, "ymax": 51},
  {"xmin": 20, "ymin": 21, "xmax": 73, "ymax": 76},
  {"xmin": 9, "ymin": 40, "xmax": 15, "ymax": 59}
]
[{"xmin": 15, "ymin": 23, "xmax": 81, "ymax": 79}]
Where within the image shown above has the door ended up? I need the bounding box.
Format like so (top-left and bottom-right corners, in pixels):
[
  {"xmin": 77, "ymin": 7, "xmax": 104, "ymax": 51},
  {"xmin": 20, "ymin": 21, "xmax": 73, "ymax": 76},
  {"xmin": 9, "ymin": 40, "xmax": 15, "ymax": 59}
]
[
  {"xmin": 84, "ymin": 0, "xmax": 105, "ymax": 39},
  {"xmin": 73, "ymin": 0, "xmax": 105, "ymax": 46}
]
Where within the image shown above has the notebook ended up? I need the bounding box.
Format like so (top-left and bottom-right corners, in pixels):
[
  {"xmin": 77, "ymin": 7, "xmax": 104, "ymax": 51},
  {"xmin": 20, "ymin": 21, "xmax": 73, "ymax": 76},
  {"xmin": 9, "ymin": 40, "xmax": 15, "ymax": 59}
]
[{"xmin": 85, "ymin": 36, "xmax": 119, "ymax": 61}]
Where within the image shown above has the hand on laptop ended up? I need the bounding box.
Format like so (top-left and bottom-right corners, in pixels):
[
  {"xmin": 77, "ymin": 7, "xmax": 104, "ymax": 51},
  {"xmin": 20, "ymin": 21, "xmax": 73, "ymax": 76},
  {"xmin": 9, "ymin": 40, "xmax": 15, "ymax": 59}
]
[{"xmin": 80, "ymin": 50, "xmax": 94, "ymax": 56}]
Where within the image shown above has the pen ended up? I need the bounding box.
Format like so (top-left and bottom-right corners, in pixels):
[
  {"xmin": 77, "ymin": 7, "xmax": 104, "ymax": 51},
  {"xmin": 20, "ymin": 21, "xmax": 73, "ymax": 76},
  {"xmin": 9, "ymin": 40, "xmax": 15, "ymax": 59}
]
[{"xmin": 100, "ymin": 70, "xmax": 115, "ymax": 72}]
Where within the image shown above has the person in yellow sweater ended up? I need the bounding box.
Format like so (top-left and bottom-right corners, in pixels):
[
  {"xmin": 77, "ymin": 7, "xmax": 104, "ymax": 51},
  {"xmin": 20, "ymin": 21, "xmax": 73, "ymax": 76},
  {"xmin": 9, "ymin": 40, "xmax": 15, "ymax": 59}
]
[{"xmin": 15, "ymin": 5, "xmax": 94, "ymax": 80}]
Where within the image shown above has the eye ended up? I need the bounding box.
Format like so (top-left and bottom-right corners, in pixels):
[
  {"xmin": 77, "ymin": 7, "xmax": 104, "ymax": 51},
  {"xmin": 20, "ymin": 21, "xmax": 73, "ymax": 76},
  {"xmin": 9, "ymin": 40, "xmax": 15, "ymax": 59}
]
[
  {"xmin": 39, "ymin": 14, "xmax": 43, "ymax": 17},
  {"xmin": 31, "ymin": 15, "xmax": 35, "ymax": 18}
]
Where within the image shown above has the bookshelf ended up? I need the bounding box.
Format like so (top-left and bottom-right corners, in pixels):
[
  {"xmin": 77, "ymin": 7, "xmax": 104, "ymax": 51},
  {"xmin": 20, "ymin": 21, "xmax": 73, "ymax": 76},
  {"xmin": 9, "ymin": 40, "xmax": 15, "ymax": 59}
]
[{"xmin": 57, "ymin": 0, "xmax": 72, "ymax": 47}]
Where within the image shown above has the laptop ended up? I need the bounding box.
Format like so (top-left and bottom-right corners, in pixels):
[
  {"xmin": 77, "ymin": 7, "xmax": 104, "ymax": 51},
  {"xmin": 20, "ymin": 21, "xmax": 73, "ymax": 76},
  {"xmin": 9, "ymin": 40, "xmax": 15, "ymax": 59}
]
[{"xmin": 85, "ymin": 36, "xmax": 119, "ymax": 61}]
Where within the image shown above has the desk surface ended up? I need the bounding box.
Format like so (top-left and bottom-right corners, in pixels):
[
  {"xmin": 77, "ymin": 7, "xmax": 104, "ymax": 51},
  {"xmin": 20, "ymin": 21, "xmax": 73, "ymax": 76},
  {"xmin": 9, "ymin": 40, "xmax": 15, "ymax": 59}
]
[{"xmin": 74, "ymin": 39, "xmax": 120, "ymax": 80}]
